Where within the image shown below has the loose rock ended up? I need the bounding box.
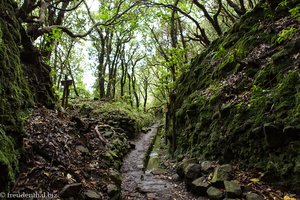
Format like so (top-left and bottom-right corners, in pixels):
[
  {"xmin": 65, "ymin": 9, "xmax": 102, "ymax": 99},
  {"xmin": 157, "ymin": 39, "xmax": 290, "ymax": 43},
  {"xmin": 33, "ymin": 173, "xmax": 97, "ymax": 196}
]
[
  {"xmin": 84, "ymin": 190, "xmax": 101, "ymax": 200},
  {"xmin": 76, "ymin": 145, "xmax": 89, "ymax": 154},
  {"xmin": 224, "ymin": 180, "xmax": 242, "ymax": 198},
  {"xmin": 176, "ymin": 159, "xmax": 197, "ymax": 179},
  {"xmin": 211, "ymin": 164, "xmax": 232, "ymax": 187},
  {"xmin": 184, "ymin": 163, "xmax": 202, "ymax": 180},
  {"xmin": 201, "ymin": 161, "xmax": 214, "ymax": 172},
  {"xmin": 207, "ymin": 186, "xmax": 223, "ymax": 199},
  {"xmin": 263, "ymin": 123, "xmax": 284, "ymax": 148},
  {"xmin": 245, "ymin": 192, "xmax": 264, "ymax": 200},
  {"xmin": 191, "ymin": 176, "xmax": 210, "ymax": 195},
  {"xmin": 184, "ymin": 163, "xmax": 202, "ymax": 189},
  {"xmin": 107, "ymin": 184, "xmax": 119, "ymax": 197},
  {"xmin": 171, "ymin": 174, "xmax": 180, "ymax": 181}
]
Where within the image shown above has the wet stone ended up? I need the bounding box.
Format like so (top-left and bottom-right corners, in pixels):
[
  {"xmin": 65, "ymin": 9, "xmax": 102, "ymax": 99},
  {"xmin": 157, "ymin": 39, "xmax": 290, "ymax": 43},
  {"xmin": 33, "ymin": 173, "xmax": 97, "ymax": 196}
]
[
  {"xmin": 151, "ymin": 168, "xmax": 167, "ymax": 175},
  {"xmin": 121, "ymin": 122, "xmax": 196, "ymax": 199},
  {"xmin": 137, "ymin": 164, "xmax": 144, "ymax": 169},
  {"xmin": 146, "ymin": 193, "xmax": 156, "ymax": 199}
]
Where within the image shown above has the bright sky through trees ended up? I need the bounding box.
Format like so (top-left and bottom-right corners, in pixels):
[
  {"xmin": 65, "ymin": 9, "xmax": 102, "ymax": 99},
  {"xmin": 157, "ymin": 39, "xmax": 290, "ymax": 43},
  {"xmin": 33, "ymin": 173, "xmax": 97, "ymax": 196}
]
[{"xmin": 82, "ymin": 0, "xmax": 100, "ymax": 91}]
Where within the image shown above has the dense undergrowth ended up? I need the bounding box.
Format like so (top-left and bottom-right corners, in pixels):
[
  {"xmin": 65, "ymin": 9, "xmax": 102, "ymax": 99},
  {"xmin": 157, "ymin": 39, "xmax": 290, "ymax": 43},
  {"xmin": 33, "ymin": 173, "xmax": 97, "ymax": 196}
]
[
  {"xmin": 10, "ymin": 100, "xmax": 153, "ymax": 199},
  {"xmin": 74, "ymin": 99, "xmax": 154, "ymax": 134},
  {"xmin": 167, "ymin": 0, "xmax": 300, "ymax": 193}
]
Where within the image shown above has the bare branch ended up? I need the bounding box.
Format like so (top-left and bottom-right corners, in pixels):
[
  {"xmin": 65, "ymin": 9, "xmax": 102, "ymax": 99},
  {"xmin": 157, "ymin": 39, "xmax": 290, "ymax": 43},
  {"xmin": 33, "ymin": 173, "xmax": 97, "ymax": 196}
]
[
  {"xmin": 30, "ymin": 1, "xmax": 140, "ymax": 39},
  {"xmin": 143, "ymin": 1, "xmax": 210, "ymax": 46},
  {"xmin": 49, "ymin": 0, "xmax": 85, "ymax": 12}
]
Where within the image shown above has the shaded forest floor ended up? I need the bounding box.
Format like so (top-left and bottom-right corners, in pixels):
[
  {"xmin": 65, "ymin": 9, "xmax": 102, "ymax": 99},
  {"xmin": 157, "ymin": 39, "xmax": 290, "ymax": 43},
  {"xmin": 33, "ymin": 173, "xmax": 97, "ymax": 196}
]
[
  {"xmin": 10, "ymin": 102, "xmax": 299, "ymax": 200},
  {"xmin": 11, "ymin": 101, "xmax": 152, "ymax": 199}
]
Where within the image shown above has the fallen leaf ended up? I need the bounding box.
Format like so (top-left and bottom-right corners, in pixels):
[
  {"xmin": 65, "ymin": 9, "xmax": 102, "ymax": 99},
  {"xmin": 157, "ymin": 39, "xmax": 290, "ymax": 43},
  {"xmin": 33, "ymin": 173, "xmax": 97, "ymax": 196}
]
[
  {"xmin": 250, "ymin": 178, "xmax": 260, "ymax": 183},
  {"xmin": 284, "ymin": 196, "xmax": 297, "ymax": 200}
]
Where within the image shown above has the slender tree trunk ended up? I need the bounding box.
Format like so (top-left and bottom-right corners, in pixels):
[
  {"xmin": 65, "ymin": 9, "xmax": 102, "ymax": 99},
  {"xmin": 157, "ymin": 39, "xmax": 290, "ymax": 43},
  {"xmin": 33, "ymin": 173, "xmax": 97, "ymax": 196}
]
[
  {"xmin": 120, "ymin": 61, "xmax": 127, "ymax": 97},
  {"xmin": 143, "ymin": 80, "xmax": 148, "ymax": 112},
  {"xmin": 98, "ymin": 34, "xmax": 106, "ymax": 98},
  {"xmin": 132, "ymin": 65, "xmax": 139, "ymax": 109},
  {"xmin": 106, "ymin": 30, "xmax": 114, "ymax": 98},
  {"xmin": 127, "ymin": 73, "xmax": 133, "ymax": 107}
]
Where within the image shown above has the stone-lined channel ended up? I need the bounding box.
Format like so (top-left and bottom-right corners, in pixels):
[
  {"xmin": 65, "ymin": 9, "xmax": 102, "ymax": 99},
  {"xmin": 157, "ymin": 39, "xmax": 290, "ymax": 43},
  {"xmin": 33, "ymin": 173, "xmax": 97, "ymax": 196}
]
[{"xmin": 121, "ymin": 121, "xmax": 198, "ymax": 200}]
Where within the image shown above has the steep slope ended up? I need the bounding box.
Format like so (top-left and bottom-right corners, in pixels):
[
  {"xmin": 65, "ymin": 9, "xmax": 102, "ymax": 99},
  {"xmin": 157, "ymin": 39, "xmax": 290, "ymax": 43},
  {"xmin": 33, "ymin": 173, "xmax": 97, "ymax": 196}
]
[
  {"xmin": 168, "ymin": 0, "xmax": 300, "ymax": 192},
  {"xmin": 0, "ymin": 0, "xmax": 55, "ymax": 191}
]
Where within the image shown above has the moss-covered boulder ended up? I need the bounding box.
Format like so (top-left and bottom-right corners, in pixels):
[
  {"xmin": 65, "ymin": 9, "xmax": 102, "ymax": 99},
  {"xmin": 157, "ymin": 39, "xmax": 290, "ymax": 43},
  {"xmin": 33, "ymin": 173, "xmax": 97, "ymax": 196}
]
[{"xmin": 167, "ymin": 0, "xmax": 300, "ymax": 193}]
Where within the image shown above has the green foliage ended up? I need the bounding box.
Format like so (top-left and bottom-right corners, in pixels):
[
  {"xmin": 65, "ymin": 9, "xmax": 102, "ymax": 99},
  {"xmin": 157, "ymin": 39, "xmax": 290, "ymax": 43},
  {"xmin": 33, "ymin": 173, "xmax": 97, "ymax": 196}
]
[
  {"xmin": 276, "ymin": 27, "xmax": 297, "ymax": 44},
  {"xmin": 213, "ymin": 46, "xmax": 226, "ymax": 58},
  {"xmin": 44, "ymin": 28, "xmax": 63, "ymax": 52},
  {"xmin": 94, "ymin": 101, "xmax": 154, "ymax": 129},
  {"xmin": 249, "ymin": 85, "xmax": 267, "ymax": 107},
  {"xmin": 278, "ymin": 0, "xmax": 288, "ymax": 7},
  {"xmin": 0, "ymin": 128, "xmax": 19, "ymax": 184},
  {"xmin": 289, "ymin": 4, "xmax": 300, "ymax": 20}
]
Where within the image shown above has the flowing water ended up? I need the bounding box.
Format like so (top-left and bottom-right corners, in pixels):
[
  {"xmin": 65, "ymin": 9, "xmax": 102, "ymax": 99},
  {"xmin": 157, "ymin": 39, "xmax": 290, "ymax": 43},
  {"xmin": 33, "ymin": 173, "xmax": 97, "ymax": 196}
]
[{"xmin": 121, "ymin": 122, "xmax": 199, "ymax": 200}]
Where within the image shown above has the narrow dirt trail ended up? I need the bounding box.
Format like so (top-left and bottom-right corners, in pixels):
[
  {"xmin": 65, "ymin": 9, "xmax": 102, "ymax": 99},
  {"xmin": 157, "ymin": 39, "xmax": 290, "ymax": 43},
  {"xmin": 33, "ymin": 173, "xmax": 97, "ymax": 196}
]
[{"xmin": 121, "ymin": 122, "xmax": 200, "ymax": 200}]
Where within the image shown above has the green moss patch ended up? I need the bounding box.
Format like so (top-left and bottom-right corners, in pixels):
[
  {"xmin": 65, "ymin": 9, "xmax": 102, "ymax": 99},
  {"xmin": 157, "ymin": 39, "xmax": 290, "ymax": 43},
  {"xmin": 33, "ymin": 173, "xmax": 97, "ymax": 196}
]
[
  {"xmin": 0, "ymin": 128, "xmax": 18, "ymax": 191},
  {"xmin": 168, "ymin": 1, "xmax": 300, "ymax": 193}
]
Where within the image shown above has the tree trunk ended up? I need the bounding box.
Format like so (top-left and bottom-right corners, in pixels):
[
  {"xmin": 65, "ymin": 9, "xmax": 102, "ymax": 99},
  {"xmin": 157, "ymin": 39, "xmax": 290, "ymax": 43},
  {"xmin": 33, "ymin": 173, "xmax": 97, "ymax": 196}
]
[
  {"xmin": 143, "ymin": 79, "xmax": 148, "ymax": 112},
  {"xmin": 98, "ymin": 33, "xmax": 106, "ymax": 98},
  {"xmin": 127, "ymin": 73, "xmax": 133, "ymax": 107}
]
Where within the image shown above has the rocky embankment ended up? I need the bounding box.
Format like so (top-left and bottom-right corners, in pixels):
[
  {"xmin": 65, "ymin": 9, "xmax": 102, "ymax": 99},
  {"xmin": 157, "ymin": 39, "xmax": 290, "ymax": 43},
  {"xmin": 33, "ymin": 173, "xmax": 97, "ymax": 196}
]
[
  {"xmin": 166, "ymin": 0, "xmax": 300, "ymax": 193},
  {"xmin": 11, "ymin": 103, "xmax": 151, "ymax": 199},
  {"xmin": 176, "ymin": 159, "xmax": 294, "ymax": 199}
]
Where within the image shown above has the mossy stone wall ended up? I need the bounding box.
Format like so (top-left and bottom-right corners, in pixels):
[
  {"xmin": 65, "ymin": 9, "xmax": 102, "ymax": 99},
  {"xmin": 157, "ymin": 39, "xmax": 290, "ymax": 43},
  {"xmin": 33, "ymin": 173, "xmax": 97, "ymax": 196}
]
[
  {"xmin": 169, "ymin": 1, "xmax": 300, "ymax": 192},
  {"xmin": 0, "ymin": 0, "xmax": 33, "ymax": 191}
]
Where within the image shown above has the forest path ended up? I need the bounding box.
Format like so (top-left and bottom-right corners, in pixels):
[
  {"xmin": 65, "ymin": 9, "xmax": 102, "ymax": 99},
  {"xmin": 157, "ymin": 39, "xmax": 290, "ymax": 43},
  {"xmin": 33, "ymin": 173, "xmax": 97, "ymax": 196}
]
[{"xmin": 121, "ymin": 121, "xmax": 201, "ymax": 200}]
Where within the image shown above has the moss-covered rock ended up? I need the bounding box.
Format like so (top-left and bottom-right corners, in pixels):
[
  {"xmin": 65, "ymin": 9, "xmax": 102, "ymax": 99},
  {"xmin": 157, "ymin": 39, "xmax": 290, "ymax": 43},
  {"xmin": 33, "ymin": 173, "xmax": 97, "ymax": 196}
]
[
  {"xmin": 0, "ymin": 128, "xmax": 18, "ymax": 191},
  {"xmin": 0, "ymin": 0, "xmax": 55, "ymax": 191},
  {"xmin": 0, "ymin": 0, "xmax": 32, "ymax": 191},
  {"xmin": 167, "ymin": 0, "xmax": 300, "ymax": 193}
]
